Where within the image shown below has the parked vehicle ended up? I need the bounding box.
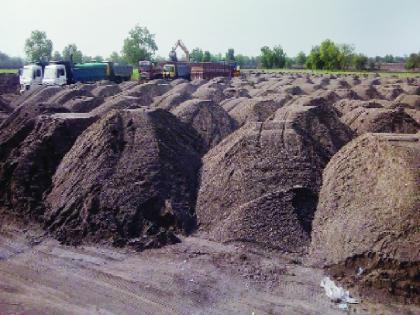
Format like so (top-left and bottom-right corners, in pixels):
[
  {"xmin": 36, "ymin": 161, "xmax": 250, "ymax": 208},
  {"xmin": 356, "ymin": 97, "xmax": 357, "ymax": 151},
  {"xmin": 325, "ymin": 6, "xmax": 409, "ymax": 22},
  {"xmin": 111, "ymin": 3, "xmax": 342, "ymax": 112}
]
[
  {"xmin": 162, "ymin": 62, "xmax": 190, "ymax": 80},
  {"xmin": 139, "ymin": 61, "xmax": 162, "ymax": 80},
  {"xmin": 19, "ymin": 62, "xmax": 47, "ymax": 92},
  {"xmin": 190, "ymin": 62, "xmax": 232, "ymax": 80},
  {"xmin": 42, "ymin": 61, "xmax": 133, "ymax": 86}
]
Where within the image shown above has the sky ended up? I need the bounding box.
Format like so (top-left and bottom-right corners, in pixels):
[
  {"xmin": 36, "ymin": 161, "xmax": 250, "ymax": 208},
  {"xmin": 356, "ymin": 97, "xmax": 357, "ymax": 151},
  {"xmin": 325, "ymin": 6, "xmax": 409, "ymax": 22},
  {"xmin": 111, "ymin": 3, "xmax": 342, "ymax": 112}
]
[{"xmin": 1, "ymin": 0, "xmax": 419, "ymax": 59}]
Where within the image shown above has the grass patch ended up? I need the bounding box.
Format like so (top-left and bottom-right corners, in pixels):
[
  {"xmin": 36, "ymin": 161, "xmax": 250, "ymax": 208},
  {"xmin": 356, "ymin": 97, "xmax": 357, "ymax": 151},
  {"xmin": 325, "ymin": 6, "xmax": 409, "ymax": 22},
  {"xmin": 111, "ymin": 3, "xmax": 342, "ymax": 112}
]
[
  {"xmin": 243, "ymin": 68, "xmax": 420, "ymax": 78},
  {"xmin": 131, "ymin": 69, "xmax": 139, "ymax": 81},
  {"xmin": 0, "ymin": 69, "xmax": 19, "ymax": 74}
]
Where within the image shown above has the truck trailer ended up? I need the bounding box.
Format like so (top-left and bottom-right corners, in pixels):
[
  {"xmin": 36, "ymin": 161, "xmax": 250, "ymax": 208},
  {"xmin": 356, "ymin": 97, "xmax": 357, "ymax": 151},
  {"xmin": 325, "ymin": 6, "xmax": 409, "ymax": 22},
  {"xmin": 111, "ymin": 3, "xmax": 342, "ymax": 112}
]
[
  {"xmin": 190, "ymin": 62, "xmax": 232, "ymax": 80},
  {"xmin": 42, "ymin": 61, "xmax": 132, "ymax": 86}
]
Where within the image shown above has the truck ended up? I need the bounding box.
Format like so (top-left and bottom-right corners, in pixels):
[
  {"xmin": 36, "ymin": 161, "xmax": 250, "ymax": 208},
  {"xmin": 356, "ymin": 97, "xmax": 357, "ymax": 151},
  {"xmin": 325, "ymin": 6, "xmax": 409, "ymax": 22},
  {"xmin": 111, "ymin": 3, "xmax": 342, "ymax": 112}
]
[
  {"xmin": 190, "ymin": 62, "xmax": 232, "ymax": 80},
  {"xmin": 162, "ymin": 62, "xmax": 190, "ymax": 80},
  {"xmin": 42, "ymin": 61, "xmax": 133, "ymax": 86},
  {"xmin": 19, "ymin": 62, "xmax": 47, "ymax": 92},
  {"xmin": 138, "ymin": 60, "xmax": 162, "ymax": 80}
]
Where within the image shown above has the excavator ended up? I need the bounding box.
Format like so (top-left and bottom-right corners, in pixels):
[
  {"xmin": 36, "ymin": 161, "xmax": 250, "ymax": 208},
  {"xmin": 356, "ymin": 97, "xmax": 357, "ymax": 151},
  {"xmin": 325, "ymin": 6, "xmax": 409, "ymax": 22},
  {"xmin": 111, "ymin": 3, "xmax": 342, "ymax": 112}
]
[
  {"xmin": 168, "ymin": 40, "xmax": 190, "ymax": 62},
  {"xmin": 163, "ymin": 40, "xmax": 191, "ymax": 79}
]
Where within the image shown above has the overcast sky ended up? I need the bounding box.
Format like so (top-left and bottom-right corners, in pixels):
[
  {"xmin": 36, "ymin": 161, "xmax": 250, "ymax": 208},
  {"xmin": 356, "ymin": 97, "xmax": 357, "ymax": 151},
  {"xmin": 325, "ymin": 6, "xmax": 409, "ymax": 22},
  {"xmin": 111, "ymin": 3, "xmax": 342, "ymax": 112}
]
[{"xmin": 1, "ymin": 0, "xmax": 419, "ymax": 59}]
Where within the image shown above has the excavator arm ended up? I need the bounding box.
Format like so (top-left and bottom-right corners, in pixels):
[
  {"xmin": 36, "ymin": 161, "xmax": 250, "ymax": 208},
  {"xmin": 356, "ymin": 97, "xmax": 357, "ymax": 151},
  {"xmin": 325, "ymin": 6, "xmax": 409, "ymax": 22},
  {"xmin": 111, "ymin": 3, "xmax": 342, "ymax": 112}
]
[{"xmin": 169, "ymin": 40, "xmax": 190, "ymax": 62}]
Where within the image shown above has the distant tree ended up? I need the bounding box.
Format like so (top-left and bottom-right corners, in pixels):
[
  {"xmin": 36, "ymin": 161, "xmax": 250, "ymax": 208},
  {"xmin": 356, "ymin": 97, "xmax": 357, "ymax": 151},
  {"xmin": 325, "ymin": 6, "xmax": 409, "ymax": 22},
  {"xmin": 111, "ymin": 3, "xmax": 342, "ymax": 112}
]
[
  {"xmin": 405, "ymin": 53, "xmax": 420, "ymax": 70},
  {"xmin": 295, "ymin": 51, "xmax": 307, "ymax": 66},
  {"xmin": 52, "ymin": 51, "xmax": 62, "ymax": 61},
  {"xmin": 384, "ymin": 54, "xmax": 395, "ymax": 63},
  {"xmin": 352, "ymin": 53, "xmax": 368, "ymax": 70},
  {"xmin": 202, "ymin": 51, "xmax": 212, "ymax": 62},
  {"xmin": 305, "ymin": 46, "xmax": 323, "ymax": 70},
  {"xmin": 367, "ymin": 57, "xmax": 379, "ymax": 71},
  {"xmin": 190, "ymin": 48, "xmax": 204, "ymax": 62},
  {"xmin": 109, "ymin": 51, "xmax": 124, "ymax": 63},
  {"xmin": 225, "ymin": 48, "xmax": 235, "ymax": 61},
  {"xmin": 24, "ymin": 30, "xmax": 53, "ymax": 62},
  {"xmin": 260, "ymin": 46, "xmax": 273, "ymax": 68},
  {"xmin": 319, "ymin": 39, "xmax": 341, "ymax": 70},
  {"xmin": 0, "ymin": 51, "xmax": 24, "ymax": 69},
  {"xmin": 271, "ymin": 46, "xmax": 286, "ymax": 68},
  {"xmin": 153, "ymin": 55, "xmax": 166, "ymax": 63},
  {"xmin": 82, "ymin": 56, "xmax": 93, "ymax": 63},
  {"xmin": 122, "ymin": 25, "xmax": 157, "ymax": 64},
  {"xmin": 285, "ymin": 57, "xmax": 294, "ymax": 69},
  {"xmin": 62, "ymin": 44, "xmax": 83, "ymax": 63},
  {"xmin": 338, "ymin": 44, "xmax": 355, "ymax": 70},
  {"xmin": 210, "ymin": 52, "xmax": 223, "ymax": 62},
  {"xmin": 93, "ymin": 55, "xmax": 104, "ymax": 62}
]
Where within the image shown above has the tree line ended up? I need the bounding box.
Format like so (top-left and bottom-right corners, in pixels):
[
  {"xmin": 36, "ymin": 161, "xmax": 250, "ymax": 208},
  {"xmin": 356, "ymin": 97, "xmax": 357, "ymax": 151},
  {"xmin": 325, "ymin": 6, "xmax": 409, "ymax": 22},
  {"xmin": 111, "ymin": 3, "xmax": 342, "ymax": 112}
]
[{"xmin": 1, "ymin": 26, "xmax": 419, "ymax": 72}]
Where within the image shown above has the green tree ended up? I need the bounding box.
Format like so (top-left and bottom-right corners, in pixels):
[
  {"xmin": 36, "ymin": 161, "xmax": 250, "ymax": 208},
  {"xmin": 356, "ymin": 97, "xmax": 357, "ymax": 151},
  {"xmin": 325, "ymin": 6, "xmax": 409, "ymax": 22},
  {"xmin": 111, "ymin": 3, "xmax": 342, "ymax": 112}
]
[
  {"xmin": 338, "ymin": 44, "xmax": 354, "ymax": 70},
  {"xmin": 384, "ymin": 54, "xmax": 394, "ymax": 63},
  {"xmin": 122, "ymin": 25, "xmax": 157, "ymax": 65},
  {"xmin": 0, "ymin": 51, "xmax": 23, "ymax": 68},
  {"xmin": 405, "ymin": 53, "xmax": 419, "ymax": 70},
  {"xmin": 24, "ymin": 30, "xmax": 53, "ymax": 62},
  {"xmin": 285, "ymin": 57, "xmax": 294, "ymax": 69},
  {"xmin": 260, "ymin": 46, "xmax": 273, "ymax": 68},
  {"xmin": 352, "ymin": 53, "xmax": 368, "ymax": 70},
  {"xmin": 319, "ymin": 39, "xmax": 341, "ymax": 70},
  {"xmin": 225, "ymin": 48, "xmax": 235, "ymax": 61},
  {"xmin": 190, "ymin": 48, "xmax": 204, "ymax": 62},
  {"xmin": 52, "ymin": 51, "xmax": 62, "ymax": 61},
  {"xmin": 295, "ymin": 51, "xmax": 307, "ymax": 66},
  {"xmin": 305, "ymin": 46, "xmax": 323, "ymax": 70},
  {"xmin": 203, "ymin": 51, "xmax": 212, "ymax": 62},
  {"xmin": 109, "ymin": 51, "xmax": 125, "ymax": 63},
  {"xmin": 93, "ymin": 55, "xmax": 104, "ymax": 62},
  {"xmin": 62, "ymin": 44, "xmax": 83, "ymax": 63},
  {"xmin": 272, "ymin": 46, "xmax": 286, "ymax": 68}
]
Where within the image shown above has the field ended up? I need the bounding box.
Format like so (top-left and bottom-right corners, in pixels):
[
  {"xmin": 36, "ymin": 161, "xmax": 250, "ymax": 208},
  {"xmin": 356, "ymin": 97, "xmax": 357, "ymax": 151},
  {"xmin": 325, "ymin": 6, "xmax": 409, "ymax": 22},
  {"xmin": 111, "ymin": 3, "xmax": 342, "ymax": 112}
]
[
  {"xmin": 243, "ymin": 68, "xmax": 420, "ymax": 78},
  {"xmin": 0, "ymin": 69, "xmax": 18, "ymax": 74},
  {"xmin": 0, "ymin": 71, "xmax": 419, "ymax": 314}
]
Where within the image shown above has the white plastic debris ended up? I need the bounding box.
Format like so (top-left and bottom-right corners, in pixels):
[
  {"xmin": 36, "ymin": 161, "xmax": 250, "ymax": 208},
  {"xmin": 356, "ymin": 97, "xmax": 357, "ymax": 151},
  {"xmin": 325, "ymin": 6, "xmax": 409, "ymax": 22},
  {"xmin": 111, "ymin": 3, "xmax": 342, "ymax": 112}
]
[
  {"xmin": 338, "ymin": 303, "xmax": 349, "ymax": 311},
  {"xmin": 320, "ymin": 277, "xmax": 359, "ymax": 304},
  {"xmin": 356, "ymin": 267, "xmax": 364, "ymax": 276}
]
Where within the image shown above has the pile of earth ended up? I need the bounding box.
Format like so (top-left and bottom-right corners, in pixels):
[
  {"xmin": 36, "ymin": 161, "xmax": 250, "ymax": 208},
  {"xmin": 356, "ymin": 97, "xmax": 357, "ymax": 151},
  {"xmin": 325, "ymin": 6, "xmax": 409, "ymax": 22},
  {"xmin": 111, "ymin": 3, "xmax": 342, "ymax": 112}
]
[
  {"xmin": 310, "ymin": 133, "xmax": 420, "ymax": 304},
  {"xmin": 0, "ymin": 72, "xmax": 419, "ymax": 303}
]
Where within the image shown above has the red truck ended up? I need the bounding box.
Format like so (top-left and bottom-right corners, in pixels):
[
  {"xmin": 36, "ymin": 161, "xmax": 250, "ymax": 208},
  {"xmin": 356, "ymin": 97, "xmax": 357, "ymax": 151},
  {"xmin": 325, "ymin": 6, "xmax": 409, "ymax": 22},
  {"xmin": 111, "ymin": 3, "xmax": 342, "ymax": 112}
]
[
  {"xmin": 138, "ymin": 61, "xmax": 162, "ymax": 80},
  {"xmin": 190, "ymin": 62, "xmax": 232, "ymax": 80}
]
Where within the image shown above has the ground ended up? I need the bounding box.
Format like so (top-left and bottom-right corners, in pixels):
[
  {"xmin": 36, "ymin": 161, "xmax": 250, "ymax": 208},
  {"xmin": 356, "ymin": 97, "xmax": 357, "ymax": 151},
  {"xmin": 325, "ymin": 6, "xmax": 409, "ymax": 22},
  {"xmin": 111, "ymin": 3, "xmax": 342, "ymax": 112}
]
[{"xmin": 0, "ymin": 217, "xmax": 418, "ymax": 315}]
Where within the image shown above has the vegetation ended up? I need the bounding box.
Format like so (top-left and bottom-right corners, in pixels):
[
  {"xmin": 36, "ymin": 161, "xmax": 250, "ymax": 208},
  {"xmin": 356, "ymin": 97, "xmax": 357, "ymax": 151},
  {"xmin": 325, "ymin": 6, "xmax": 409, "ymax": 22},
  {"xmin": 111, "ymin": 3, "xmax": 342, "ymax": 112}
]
[
  {"xmin": 405, "ymin": 52, "xmax": 420, "ymax": 70},
  {"xmin": 24, "ymin": 30, "xmax": 53, "ymax": 62},
  {"xmin": 121, "ymin": 25, "xmax": 158, "ymax": 65},
  {"xmin": 62, "ymin": 44, "xmax": 83, "ymax": 63},
  {"xmin": 0, "ymin": 51, "xmax": 23, "ymax": 69},
  {"xmin": 260, "ymin": 45, "xmax": 286, "ymax": 69}
]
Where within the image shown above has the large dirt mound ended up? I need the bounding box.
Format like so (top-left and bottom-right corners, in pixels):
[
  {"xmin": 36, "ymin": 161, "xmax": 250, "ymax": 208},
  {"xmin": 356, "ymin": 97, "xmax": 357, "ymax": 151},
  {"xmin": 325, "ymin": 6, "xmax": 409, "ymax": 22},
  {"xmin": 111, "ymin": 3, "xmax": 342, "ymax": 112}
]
[
  {"xmin": 0, "ymin": 73, "xmax": 19, "ymax": 94},
  {"xmin": 196, "ymin": 103, "xmax": 353, "ymax": 253},
  {"xmin": 0, "ymin": 113, "xmax": 95, "ymax": 217},
  {"xmin": 310, "ymin": 133, "xmax": 420, "ymax": 303},
  {"xmin": 341, "ymin": 107, "xmax": 419, "ymax": 135},
  {"xmin": 44, "ymin": 109, "xmax": 203, "ymax": 248},
  {"xmin": 171, "ymin": 99, "xmax": 237, "ymax": 151}
]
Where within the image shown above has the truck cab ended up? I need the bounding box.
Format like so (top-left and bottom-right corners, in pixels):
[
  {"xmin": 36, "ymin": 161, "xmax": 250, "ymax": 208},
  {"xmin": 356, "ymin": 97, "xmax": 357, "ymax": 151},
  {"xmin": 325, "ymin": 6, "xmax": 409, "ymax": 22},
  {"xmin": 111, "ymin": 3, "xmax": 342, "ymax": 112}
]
[
  {"xmin": 19, "ymin": 64, "xmax": 43, "ymax": 92},
  {"xmin": 162, "ymin": 64, "xmax": 176, "ymax": 79},
  {"xmin": 42, "ymin": 64, "xmax": 68, "ymax": 86}
]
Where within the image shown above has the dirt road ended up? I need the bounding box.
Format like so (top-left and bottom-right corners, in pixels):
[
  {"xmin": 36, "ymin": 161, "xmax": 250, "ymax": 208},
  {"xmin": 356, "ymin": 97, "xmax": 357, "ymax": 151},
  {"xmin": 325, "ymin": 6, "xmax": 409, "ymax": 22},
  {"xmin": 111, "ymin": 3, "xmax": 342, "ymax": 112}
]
[{"xmin": 0, "ymin": 221, "xmax": 417, "ymax": 315}]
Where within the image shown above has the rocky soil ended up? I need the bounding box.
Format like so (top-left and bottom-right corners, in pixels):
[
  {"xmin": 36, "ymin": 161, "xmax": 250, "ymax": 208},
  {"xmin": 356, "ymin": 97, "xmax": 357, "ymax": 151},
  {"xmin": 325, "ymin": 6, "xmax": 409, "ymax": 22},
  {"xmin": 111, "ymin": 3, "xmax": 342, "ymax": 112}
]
[{"xmin": 0, "ymin": 72, "xmax": 419, "ymax": 314}]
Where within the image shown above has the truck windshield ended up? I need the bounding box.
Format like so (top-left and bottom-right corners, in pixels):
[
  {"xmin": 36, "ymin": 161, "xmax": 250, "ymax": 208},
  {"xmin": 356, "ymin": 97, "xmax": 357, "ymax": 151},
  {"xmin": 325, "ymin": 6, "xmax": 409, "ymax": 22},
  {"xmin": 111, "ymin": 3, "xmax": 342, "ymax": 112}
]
[
  {"xmin": 44, "ymin": 67, "xmax": 57, "ymax": 79},
  {"xmin": 163, "ymin": 65, "xmax": 175, "ymax": 72},
  {"xmin": 22, "ymin": 68, "xmax": 34, "ymax": 79}
]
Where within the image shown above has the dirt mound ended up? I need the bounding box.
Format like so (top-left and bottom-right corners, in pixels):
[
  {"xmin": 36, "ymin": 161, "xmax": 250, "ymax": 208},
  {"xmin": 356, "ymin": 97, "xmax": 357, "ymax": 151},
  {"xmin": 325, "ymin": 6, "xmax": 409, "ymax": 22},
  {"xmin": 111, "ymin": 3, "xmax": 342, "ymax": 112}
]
[
  {"xmin": 170, "ymin": 99, "xmax": 237, "ymax": 151},
  {"xmin": 352, "ymin": 85, "xmax": 383, "ymax": 100},
  {"xmin": 63, "ymin": 96, "xmax": 105, "ymax": 113},
  {"xmin": 193, "ymin": 81, "xmax": 229, "ymax": 103},
  {"xmin": 310, "ymin": 133, "xmax": 420, "ymax": 303},
  {"xmin": 0, "ymin": 73, "xmax": 19, "ymax": 94},
  {"xmin": 11, "ymin": 85, "xmax": 62, "ymax": 108},
  {"xmin": 395, "ymin": 94, "xmax": 420, "ymax": 109},
  {"xmin": 341, "ymin": 107, "xmax": 419, "ymax": 135},
  {"xmin": 44, "ymin": 109, "xmax": 203, "ymax": 248},
  {"xmin": 0, "ymin": 113, "xmax": 95, "ymax": 217},
  {"xmin": 152, "ymin": 83, "xmax": 197, "ymax": 110},
  {"xmin": 226, "ymin": 95, "xmax": 291, "ymax": 126},
  {"xmin": 47, "ymin": 86, "xmax": 94, "ymax": 104},
  {"xmin": 90, "ymin": 84, "xmax": 122, "ymax": 98},
  {"xmin": 196, "ymin": 103, "xmax": 353, "ymax": 253}
]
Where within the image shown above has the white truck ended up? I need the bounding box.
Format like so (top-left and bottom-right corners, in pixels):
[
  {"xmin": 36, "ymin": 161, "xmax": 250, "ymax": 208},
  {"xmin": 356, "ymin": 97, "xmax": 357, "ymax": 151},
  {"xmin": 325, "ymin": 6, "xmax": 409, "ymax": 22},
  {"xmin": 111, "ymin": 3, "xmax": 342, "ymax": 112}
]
[{"xmin": 19, "ymin": 63, "xmax": 44, "ymax": 93}]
